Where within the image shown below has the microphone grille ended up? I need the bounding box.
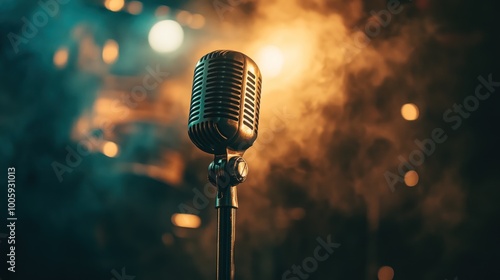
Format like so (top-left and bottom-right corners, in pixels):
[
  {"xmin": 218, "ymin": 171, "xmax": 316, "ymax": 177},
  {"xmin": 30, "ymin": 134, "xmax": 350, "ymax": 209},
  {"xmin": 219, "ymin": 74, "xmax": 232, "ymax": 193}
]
[
  {"xmin": 204, "ymin": 57, "xmax": 243, "ymax": 121},
  {"xmin": 188, "ymin": 53, "xmax": 245, "ymax": 124},
  {"xmin": 243, "ymin": 70, "xmax": 262, "ymax": 132},
  {"xmin": 187, "ymin": 63, "xmax": 204, "ymax": 123}
]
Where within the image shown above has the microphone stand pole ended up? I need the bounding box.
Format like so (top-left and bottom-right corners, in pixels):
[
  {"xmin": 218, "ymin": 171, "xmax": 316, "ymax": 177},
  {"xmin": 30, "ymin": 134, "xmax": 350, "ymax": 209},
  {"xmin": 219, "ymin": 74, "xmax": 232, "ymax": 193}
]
[
  {"xmin": 209, "ymin": 151, "xmax": 248, "ymax": 280},
  {"xmin": 216, "ymin": 183, "xmax": 237, "ymax": 280}
]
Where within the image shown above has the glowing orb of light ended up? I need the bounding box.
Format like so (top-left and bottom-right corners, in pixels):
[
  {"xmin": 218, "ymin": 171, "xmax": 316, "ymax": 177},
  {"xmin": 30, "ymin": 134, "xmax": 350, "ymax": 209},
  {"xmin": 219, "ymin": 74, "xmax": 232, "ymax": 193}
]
[
  {"xmin": 404, "ymin": 170, "xmax": 419, "ymax": 187},
  {"xmin": 102, "ymin": 141, "xmax": 119, "ymax": 158},
  {"xmin": 126, "ymin": 1, "xmax": 143, "ymax": 15},
  {"xmin": 256, "ymin": 45, "xmax": 285, "ymax": 78},
  {"xmin": 401, "ymin": 103, "xmax": 419, "ymax": 121},
  {"xmin": 377, "ymin": 266, "xmax": 395, "ymax": 280},
  {"xmin": 104, "ymin": 0, "xmax": 124, "ymax": 12},
  {"xmin": 102, "ymin": 39, "xmax": 119, "ymax": 64},
  {"xmin": 171, "ymin": 213, "xmax": 201, "ymax": 229},
  {"xmin": 148, "ymin": 20, "xmax": 184, "ymax": 53},
  {"xmin": 53, "ymin": 47, "xmax": 69, "ymax": 68}
]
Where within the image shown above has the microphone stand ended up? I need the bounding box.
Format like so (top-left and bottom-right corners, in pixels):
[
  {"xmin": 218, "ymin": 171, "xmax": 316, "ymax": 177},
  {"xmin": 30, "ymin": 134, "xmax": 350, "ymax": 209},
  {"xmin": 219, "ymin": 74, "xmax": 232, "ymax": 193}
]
[{"xmin": 209, "ymin": 150, "xmax": 248, "ymax": 280}]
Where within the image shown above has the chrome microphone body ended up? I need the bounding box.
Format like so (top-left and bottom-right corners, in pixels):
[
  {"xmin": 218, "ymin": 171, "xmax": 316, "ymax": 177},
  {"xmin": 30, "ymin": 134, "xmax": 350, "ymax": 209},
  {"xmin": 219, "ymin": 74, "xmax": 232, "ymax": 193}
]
[{"xmin": 188, "ymin": 50, "xmax": 262, "ymax": 155}]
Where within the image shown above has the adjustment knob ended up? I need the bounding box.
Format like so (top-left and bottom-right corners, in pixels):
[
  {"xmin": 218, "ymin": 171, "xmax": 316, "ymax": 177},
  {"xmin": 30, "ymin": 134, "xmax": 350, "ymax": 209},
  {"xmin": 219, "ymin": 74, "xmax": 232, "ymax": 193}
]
[{"xmin": 227, "ymin": 157, "xmax": 248, "ymax": 184}]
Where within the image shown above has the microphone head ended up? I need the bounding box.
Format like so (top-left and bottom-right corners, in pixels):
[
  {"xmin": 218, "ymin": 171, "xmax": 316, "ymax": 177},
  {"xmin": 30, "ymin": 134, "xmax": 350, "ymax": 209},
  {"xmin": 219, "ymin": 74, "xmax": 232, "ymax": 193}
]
[{"xmin": 188, "ymin": 50, "xmax": 262, "ymax": 154}]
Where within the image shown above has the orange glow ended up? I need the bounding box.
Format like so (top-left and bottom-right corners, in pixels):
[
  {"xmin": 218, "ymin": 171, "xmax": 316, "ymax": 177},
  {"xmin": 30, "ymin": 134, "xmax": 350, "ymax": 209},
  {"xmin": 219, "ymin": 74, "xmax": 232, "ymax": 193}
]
[
  {"xmin": 377, "ymin": 266, "xmax": 395, "ymax": 280},
  {"xmin": 171, "ymin": 213, "xmax": 201, "ymax": 229},
  {"xmin": 161, "ymin": 151, "xmax": 185, "ymax": 185},
  {"xmin": 53, "ymin": 47, "xmax": 69, "ymax": 68},
  {"xmin": 102, "ymin": 141, "xmax": 119, "ymax": 158},
  {"xmin": 126, "ymin": 1, "xmax": 142, "ymax": 15},
  {"xmin": 256, "ymin": 45, "xmax": 284, "ymax": 78},
  {"xmin": 404, "ymin": 171, "xmax": 419, "ymax": 187},
  {"xmin": 246, "ymin": 23, "xmax": 318, "ymax": 94},
  {"xmin": 102, "ymin": 39, "xmax": 119, "ymax": 64},
  {"xmin": 104, "ymin": 0, "xmax": 124, "ymax": 12},
  {"xmin": 189, "ymin": 14, "xmax": 205, "ymax": 29},
  {"xmin": 401, "ymin": 103, "xmax": 419, "ymax": 121}
]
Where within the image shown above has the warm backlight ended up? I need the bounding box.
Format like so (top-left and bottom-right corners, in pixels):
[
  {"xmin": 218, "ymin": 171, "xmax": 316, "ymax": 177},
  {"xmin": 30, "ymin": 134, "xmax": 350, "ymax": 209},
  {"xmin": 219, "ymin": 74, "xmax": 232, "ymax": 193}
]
[
  {"xmin": 102, "ymin": 141, "xmax": 119, "ymax": 158},
  {"xmin": 171, "ymin": 213, "xmax": 201, "ymax": 229},
  {"xmin": 104, "ymin": 0, "xmax": 124, "ymax": 12},
  {"xmin": 257, "ymin": 45, "xmax": 285, "ymax": 78},
  {"xmin": 102, "ymin": 39, "xmax": 119, "ymax": 64},
  {"xmin": 401, "ymin": 103, "xmax": 419, "ymax": 121},
  {"xmin": 404, "ymin": 170, "xmax": 419, "ymax": 187}
]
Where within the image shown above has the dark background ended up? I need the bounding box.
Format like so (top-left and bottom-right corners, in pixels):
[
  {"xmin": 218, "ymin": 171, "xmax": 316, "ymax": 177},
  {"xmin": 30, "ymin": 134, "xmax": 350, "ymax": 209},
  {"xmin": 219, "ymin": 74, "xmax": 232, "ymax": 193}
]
[{"xmin": 1, "ymin": 0, "xmax": 499, "ymax": 279}]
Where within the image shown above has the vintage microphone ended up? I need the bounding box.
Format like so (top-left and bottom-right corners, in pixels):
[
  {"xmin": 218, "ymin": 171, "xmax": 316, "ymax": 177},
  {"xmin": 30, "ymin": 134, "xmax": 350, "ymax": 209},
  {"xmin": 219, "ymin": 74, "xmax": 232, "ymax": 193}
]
[{"xmin": 187, "ymin": 50, "xmax": 262, "ymax": 280}]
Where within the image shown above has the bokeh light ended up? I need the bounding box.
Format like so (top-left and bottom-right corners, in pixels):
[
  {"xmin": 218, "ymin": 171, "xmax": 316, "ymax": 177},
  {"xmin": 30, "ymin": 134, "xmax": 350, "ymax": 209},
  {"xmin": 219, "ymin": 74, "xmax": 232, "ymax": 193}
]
[
  {"xmin": 404, "ymin": 170, "xmax": 419, "ymax": 187},
  {"xmin": 104, "ymin": 0, "xmax": 124, "ymax": 12},
  {"xmin": 53, "ymin": 47, "xmax": 69, "ymax": 68},
  {"xmin": 401, "ymin": 103, "xmax": 419, "ymax": 121},
  {"xmin": 256, "ymin": 45, "xmax": 285, "ymax": 78},
  {"xmin": 377, "ymin": 266, "xmax": 395, "ymax": 280},
  {"xmin": 102, "ymin": 39, "xmax": 119, "ymax": 64},
  {"xmin": 171, "ymin": 213, "xmax": 201, "ymax": 229},
  {"xmin": 148, "ymin": 20, "xmax": 184, "ymax": 53},
  {"xmin": 126, "ymin": 1, "xmax": 142, "ymax": 15},
  {"xmin": 176, "ymin": 10, "xmax": 192, "ymax": 25},
  {"xmin": 102, "ymin": 141, "xmax": 119, "ymax": 158},
  {"xmin": 155, "ymin": 5, "xmax": 170, "ymax": 17},
  {"xmin": 189, "ymin": 14, "xmax": 205, "ymax": 29}
]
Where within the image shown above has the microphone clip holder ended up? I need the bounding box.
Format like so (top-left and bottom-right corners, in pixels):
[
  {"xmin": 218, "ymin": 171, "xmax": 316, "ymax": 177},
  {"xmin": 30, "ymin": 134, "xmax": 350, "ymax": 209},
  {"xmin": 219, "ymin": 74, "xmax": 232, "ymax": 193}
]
[{"xmin": 208, "ymin": 150, "xmax": 248, "ymax": 208}]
